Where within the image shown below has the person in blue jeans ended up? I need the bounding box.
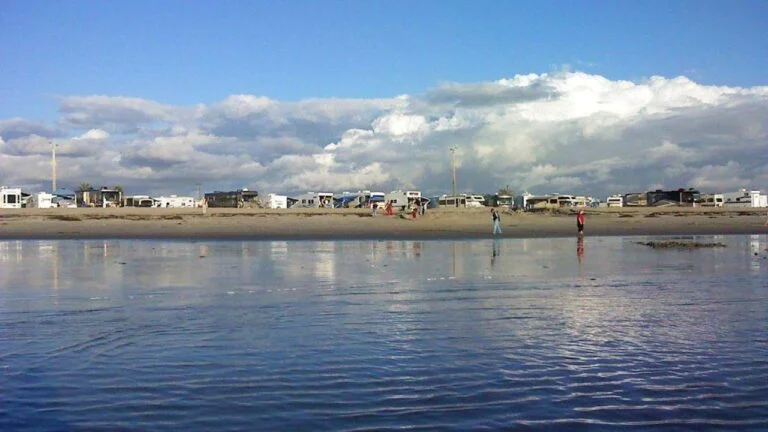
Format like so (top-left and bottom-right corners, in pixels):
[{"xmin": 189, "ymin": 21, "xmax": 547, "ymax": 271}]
[{"xmin": 491, "ymin": 208, "xmax": 502, "ymax": 235}]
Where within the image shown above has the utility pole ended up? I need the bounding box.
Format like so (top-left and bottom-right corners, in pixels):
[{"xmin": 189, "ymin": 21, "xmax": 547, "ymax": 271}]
[
  {"xmin": 196, "ymin": 183, "xmax": 201, "ymax": 201},
  {"xmin": 51, "ymin": 140, "xmax": 57, "ymax": 194},
  {"xmin": 449, "ymin": 145, "xmax": 458, "ymax": 200}
]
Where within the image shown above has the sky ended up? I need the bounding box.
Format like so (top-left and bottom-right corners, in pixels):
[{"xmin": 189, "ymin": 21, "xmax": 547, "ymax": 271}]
[{"xmin": 1, "ymin": 0, "xmax": 767, "ymax": 198}]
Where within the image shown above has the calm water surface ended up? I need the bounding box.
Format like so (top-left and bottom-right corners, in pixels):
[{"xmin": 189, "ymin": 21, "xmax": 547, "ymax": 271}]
[{"xmin": 1, "ymin": 235, "xmax": 767, "ymax": 431}]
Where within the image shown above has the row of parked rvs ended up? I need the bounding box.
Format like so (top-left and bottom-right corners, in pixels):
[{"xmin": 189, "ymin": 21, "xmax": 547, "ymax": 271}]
[{"xmin": 605, "ymin": 189, "xmax": 768, "ymax": 208}]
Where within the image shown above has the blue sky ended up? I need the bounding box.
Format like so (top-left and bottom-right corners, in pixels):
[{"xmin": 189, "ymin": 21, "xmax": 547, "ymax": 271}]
[{"xmin": 2, "ymin": 0, "xmax": 766, "ymax": 122}]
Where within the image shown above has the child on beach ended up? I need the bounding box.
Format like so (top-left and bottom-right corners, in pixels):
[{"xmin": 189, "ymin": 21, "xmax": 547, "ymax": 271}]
[{"xmin": 577, "ymin": 210, "xmax": 585, "ymax": 236}]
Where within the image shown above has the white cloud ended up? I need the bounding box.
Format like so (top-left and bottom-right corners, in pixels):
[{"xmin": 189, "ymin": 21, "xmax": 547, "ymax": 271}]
[{"xmin": 1, "ymin": 71, "xmax": 767, "ymax": 197}]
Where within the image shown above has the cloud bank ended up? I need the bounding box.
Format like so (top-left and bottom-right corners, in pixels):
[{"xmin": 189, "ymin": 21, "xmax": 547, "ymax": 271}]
[{"xmin": 1, "ymin": 72, "xmax": 767, "ymax": 198}]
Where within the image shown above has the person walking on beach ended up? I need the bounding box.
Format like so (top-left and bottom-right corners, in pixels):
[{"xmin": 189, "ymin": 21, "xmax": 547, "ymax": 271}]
[
  {"xmin": 385, "ymin": 200, "xmax": 393, "ymax": 216},
  {"xmin": 491, "ymin": 208, "xmax": 502, "ymax": 235},
  {"xmin": 576, "ymin": 209, "xmax": 585, "ymax": 236}
]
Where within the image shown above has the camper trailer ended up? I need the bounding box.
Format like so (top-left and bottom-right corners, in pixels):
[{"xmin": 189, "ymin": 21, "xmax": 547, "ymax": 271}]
[
  {"xmin": 606, "ymin": 195, "xmax": 624, "ymax": 207},
  {"xmin": 154, "ymin": 195, "xmax": 195, "ymax": 208},
  {"xmin": 204, "ymin": 189, "xmax": 259, "ymax": 208},
  {"xmin": 27, "ymin": 192, "xmax": 55, "ymax": 209},
  {"xmin": 699, "ymin": 194, "xmax": 724, "ymax": 207},
  {"xmin": 0, "ymin": 187, "xmax": 22, "ymax": 209},
  {"xmin": 125, "ymin": 195, "xmax": 156, "ymax": 207},
  {"xmin": 385, "ymin": 190, "xmax": 422, "ymax": 211},
  {"xmin": 78, "ymin": 187, "xmax": 123, "ymax": 208},
  {"xmin": 291, "ymin": 192, "xmax": 334, "ymax": 208},
  {"xmin": 265, "ymin": 194, "xmax": 288, "ymax": 209},
  {"xmin": 465, "ymin": 195, "xmax": 486, "ymax": 208},
  {"xmin": 721, "ymin": 189, "xmax": 768, "ymax": 208}
]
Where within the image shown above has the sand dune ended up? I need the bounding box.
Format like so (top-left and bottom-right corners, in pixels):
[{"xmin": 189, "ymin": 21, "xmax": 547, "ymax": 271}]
[{"xmin": 1, "ymin": 207, "xmax": 767, "ymax": 240}]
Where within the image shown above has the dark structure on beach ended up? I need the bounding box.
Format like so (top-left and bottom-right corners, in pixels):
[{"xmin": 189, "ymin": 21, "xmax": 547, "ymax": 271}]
[
  {"xmin": 204, "ymin": 189, "xmax": 259, "ymax": 208},
  {"xmin": 646, "ymin": 189, "xmax": 700, "ymax": 207}
]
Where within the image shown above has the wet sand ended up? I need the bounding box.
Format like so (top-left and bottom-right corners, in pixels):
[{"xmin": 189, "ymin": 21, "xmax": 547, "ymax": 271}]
[{"xmin": 1, "ymin": 207, "xmax": 767, "ymax": 240}]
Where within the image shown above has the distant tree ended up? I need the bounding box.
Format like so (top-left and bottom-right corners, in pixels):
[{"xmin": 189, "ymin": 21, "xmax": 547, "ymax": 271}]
[
  {"xmin": 78, "ymin": 182, "xmax": 91, "ymax": 192},
  {"xmin": 497, "ymin": 185, "xmax": 514, "ymax": 196},
  {"xmin": 113, "ymin": 185, "xmax": 124, "ymax": 195}
]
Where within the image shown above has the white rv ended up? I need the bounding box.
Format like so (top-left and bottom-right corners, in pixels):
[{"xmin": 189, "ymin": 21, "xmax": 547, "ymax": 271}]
[
  {"xmin": 154, "ymin": 195, "xmax": 196, "ymax": 208},
  {"xmin": 125, "ymin": 195, "xmax": 156, "ymax": 207},
  {"xmin": 385, "ymin": 190, "xmax": 422, "ymax": 210},
  {"xmin": 0, "ymin": 187, "xmax": 22, "ymax": 209},
  {"xmin": 606, "ymin": 195, "xmax": 624, "ymax": 207},
  {"xmin": 27, "ymin": 192, "xmax": 55, "ymax": 209},
  {"xmin": 465, "ymin": 195, "xmax": 486, "ymax": 208},
  {"xmin": 721, "ymin": 189, "xmax": 768, "ymax": 208},
  {"xmin": 266, "ymin": 194, "xmax": 288, "ymax": 209},
  {"xmin": 292, "ymin": 192, "xmax": 334, "ymax": 208}
]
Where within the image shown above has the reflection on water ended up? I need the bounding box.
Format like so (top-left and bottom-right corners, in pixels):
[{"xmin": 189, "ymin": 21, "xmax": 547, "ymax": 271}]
[{"xmin": 1, "ymin": 235, "xmax": 767, "ymax": 431}]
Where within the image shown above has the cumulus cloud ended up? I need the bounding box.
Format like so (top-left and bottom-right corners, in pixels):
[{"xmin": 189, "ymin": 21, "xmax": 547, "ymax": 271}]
[
  {"xmin": 0, "ymin": 118, "xmax": 64, "ymax": 140},
  {"xmin": 1, "ymin": 71, "xmax": 767, "ymax": 198}
]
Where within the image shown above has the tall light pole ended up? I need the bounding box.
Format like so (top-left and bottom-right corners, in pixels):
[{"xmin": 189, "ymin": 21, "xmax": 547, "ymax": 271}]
[
  {"xmin": 51, "ymin": 140, "xmax": 57, "ymax": 194},
  {"xmin": 449, "ymin": 145, "xmax": 457, "ymax": 198}
]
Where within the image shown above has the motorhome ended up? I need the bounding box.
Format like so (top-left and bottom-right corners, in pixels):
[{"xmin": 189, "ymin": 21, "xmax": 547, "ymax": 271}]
[
  {"xmin": 646, "ymin": 189, "xmax": 700, "ymax": 207},
  {"xmin": 291, "ymin": 192, "xmax": 334, "ymax": 208},
  {"xmin": 465, "ymin": 195, "xmax": 486, "ymax": 208},
  {"xmin": 556, "ymin": 195, "xmax": 577, "ymax": 207},
  {"xmin": 204, "ymin": 189, "xmax": 259, "ymax": 208},
  {"xmin": 125, "ymin": 195, "xmax": 156, "ymax": 207},
  {"xmin": 721, "ymin": 189, "xmax": 768, "ymax": 208},
  {"xmin": 0, "ymin": 187, "xmax": 23, "ymax": 209},
  {"xmin": 154, "ymin": 195, "xmax": 195, "ymax": 208},
  {"xmin": 490, "ymin": 194, "xmax": 514, "ymax": 208},
  {"xmin": 78, "ymin": 187, "xmax": 123, "ymax": 208},
  {"xmin": 385, "ymin": 190, "xmax": 422, "ymax": 210},
  {"xmin": 606, "ymin": 195, "xmax": 624, "ymax": 207},
  {"xmin": 437, "ymin": 195, "xmax": 467, "ymax": 208},
  {"xmin": 265, "ymin": 194, "xmax": 288, "ymax": 209},
  {"xmin": 699, "ymin": 194, "xmax": 724, "ymax": 207},
  {"xmin": 27, "ymin": 192, "xmax": 55, "ymax": 209}
]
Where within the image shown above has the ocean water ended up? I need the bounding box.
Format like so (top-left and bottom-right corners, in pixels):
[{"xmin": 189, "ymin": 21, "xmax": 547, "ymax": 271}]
[{"xmin": 1, "ymin": 235, "xmax": 767, "ymax": 431}]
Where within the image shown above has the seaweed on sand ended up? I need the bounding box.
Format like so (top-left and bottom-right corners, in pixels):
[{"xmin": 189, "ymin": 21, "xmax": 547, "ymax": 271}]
[{"xmin": 636, "ymin": 240, "xmax": 726, "ymax": 249}]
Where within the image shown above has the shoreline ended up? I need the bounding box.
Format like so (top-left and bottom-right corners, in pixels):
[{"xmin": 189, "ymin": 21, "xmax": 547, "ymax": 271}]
[{"xmin": 1, "ymin": 207, "xmax": 767, "ymax": 241}]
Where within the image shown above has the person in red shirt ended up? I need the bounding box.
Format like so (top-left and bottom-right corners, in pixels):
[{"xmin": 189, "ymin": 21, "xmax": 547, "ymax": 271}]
[{"xmin": 576, "ymin": 210, "xmax": 585, "ymax": 236}]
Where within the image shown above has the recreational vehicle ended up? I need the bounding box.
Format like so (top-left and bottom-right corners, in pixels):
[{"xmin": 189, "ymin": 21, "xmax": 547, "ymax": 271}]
[
  {"xmin": 721, "ymin": 189, "xmax": 768, "ymax": 208},
  {"xmin": 292, "ymin": 192, "xmax": 334, "ymax": 208},
  {"xmin": 699, "ymin": 194, "xmax": 724, "ymax": 207},
  {"xmin": 154, "ymin": 195, "xmax": 195, "ymax": 208},
  {"xmin": 0, "ymin": 187, "xmax": 22, "ymax": 209},
  {"xmin": 489, "ymin": 194, "xmax": 514, "ymax": 208},
  {"xmin": 385, "ymin": 190, "xmax": 422, "ymax": 210},
  {"xmin": 265, "ymin": 194, "xmax": 288, "ymax": 209},
  {"xmin": 78, "ymin": 187, "xmax": 123, "ymax": 208},
  {"xmin": 646, "ymin": 189, "xmax": 700, "ymax": 207},
  {"xmin": 437, "ymin": 195, "xmax": 467, "ymax": 208},
  {"xmin": 27, "ymin": 192, "xmax": 55, "ymax": 209},
  {"xmin": 606, "ymin": 195, "xmax": 624, "ymax": 207},
  {"xmin": 125, "ymin": 195, "xmax": 156, "ymax": 207},
  {"xmin": 204, "ymin": 189, "xmax": 259, "ymax": 208},
  {"xmin": 465, "ymin": 195, "xmax": 486, "ymax": 208}
]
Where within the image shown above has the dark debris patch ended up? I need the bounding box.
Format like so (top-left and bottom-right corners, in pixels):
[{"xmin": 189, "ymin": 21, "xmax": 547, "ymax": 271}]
[{"xmin": 636, "ymin": 241, "xmax": 726, "ymax": 249}]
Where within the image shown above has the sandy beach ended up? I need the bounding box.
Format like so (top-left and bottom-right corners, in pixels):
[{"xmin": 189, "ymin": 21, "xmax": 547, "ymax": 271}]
[{"xmin": 1, "ymin": 206, "xmax": 767, "ymax": 240}]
